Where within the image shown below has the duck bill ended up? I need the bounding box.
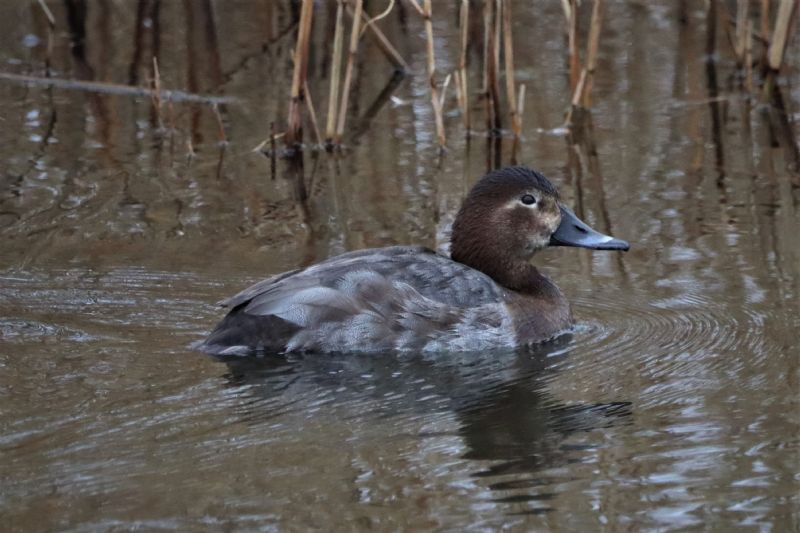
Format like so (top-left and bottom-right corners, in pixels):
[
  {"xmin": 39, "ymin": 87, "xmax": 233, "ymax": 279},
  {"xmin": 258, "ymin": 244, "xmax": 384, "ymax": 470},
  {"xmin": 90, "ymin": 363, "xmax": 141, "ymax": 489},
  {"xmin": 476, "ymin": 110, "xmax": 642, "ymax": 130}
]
[{"xmin": 549, "ymin": 205, "xmax": 630, "ymax": 251}]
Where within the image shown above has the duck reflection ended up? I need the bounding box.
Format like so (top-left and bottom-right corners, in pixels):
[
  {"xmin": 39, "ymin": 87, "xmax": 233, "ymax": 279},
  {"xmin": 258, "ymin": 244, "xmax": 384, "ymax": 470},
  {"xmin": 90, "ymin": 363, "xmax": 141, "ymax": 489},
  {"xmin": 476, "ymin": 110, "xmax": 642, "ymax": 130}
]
[{"xmin": 216, "ymin": 338, "xmax": 630, "ymax": 509}]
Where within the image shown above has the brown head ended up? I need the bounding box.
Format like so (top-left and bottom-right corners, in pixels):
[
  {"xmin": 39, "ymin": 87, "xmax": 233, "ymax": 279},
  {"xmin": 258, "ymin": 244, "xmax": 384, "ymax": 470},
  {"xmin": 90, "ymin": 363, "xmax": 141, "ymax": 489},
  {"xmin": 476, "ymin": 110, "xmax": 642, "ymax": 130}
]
[{"xmin": 450, "ymin": 167, "xmax": 629, "ymax": 291}]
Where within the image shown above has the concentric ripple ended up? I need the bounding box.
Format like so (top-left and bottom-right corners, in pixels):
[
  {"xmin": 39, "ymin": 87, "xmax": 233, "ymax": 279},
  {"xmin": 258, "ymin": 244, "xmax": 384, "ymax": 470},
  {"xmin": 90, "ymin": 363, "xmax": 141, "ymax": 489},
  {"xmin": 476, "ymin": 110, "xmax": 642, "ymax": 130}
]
[{"xmin": 568, "ymin": 286, "xmax": 796, "ymax": 406}]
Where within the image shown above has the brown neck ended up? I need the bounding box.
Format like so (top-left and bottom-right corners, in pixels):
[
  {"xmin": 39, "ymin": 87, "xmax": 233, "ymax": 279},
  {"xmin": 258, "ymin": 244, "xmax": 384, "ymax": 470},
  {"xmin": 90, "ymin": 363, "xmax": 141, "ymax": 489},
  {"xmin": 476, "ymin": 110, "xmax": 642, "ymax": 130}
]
[{"xmin": 450, "ymin": 242, "xmax": 549, "ymax": 294}]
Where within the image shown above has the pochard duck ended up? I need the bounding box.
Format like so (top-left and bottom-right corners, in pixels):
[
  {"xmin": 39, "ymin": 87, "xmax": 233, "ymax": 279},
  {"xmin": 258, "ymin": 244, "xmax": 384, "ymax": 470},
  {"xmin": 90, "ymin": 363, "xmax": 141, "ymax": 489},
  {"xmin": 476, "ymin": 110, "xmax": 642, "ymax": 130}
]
[{"xmin": 195, "ymin": 166, "xmax": 629, "ymax": 356}]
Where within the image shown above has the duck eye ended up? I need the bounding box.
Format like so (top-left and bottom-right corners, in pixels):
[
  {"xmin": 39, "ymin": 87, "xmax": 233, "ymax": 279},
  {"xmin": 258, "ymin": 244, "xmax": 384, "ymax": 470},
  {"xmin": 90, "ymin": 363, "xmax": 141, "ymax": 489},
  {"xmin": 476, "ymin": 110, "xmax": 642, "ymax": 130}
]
[{"xmin": 520, "ymin": 194, "xmax": 537, "ymax": 206}]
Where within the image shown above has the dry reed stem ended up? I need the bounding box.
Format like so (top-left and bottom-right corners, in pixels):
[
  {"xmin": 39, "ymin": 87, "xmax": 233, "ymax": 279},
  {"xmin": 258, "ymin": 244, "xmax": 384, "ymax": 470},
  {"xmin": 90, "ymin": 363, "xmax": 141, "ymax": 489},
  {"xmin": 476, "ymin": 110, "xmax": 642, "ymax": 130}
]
[
  {"xmin": 517, "ymin": 83, "xmax": 526, "ymax": 120},
  {"xmin": 568, "ymin": 0, "xmax": 580, "ymax": 92},
  {"xmin": 37, "ymin": 0, "xmax": 55, "ymax": 76},
  {"xmin": 493, "ymin": 0, "xmax": 502, "ymax": 89},
  {"xmin": 350, "ymin": 5, "xmax": 409, "ymax": 71},
  {"xmin": 560, "ymin": 0, "xmax": 571, "ymax": 21},
  {"xmin": 360, "ymin": 0, "xmax": 395, "ymax": 38},
  {"xmin": 502, "ymin": 0, "xmax": 520, "ymax": 136},
  {"xmin": 286, "ymin": 0, "xmax": 314, "ymax": 147},
  {"xmin": 581, "ymin": 0, "xmax": 604, "ymax": 108},
  {"xmin": 564, "ymin": 68, "xmax": 587, "ymax": 126},
  {"xmin": 440, "ymin": 73, "xmax": 452, "ymax": 110},
  {"xmin": 483, "ymin": 0, "xmax": 501, "ymax": 133},
  {"xmin": 571, "ymin": 68, "xmax": 587, "ymax": 108},
  {"xmin": 335, "ymin": 0, "xmax": 363, "ymax": 143},
  {"xmin": 151, "ymin": 57, "xmax": 164, "ymax": 130},
  {"xmin": 745, "ymin": 20, "xmax": 754, "ymax": 91},
  {"xmin": 454, "ymin": 71, "xmax": 463, "ymax": 120},
  {"xmin": 458, "ymin": 0, "xmax": 470, "ymax": 131},
  {"xmin": 706, "ymin": 0, "xmax": 718, "ymax": 59},
  {"xmin": 406, "ymin": 0, "xmax": 424, "ymax": 17},
  {"xmin": 37, "ymin": 0, "xmax": 55, "ymax": 27},
  {"xmin": 270, "ymin": 122, "xmax": 277, "ymax": 179},
  {"xmin": 734, "ymin": 0, "xmax": 749, "ymax": 63},
  {"xmin": 212, "ymin": 103, "xmax": 227, "ymax": 143},
  {"xmin": 325, "ymin": 0, "xmax": 345, "ymax": 142},
  {"xmin": 304, "ymin": 80, "xmax": 323, "ymax": 146},
  {"xmin": 767, "ymin": 0, "xmax": 796, "ymax": 70},
  {"xmin": 420, "ymin": 0, "xmax": 446, "ymax": 148},
  {"xmin": 761, "ymin": 0, "xmax": 771, "ymax": 42}
]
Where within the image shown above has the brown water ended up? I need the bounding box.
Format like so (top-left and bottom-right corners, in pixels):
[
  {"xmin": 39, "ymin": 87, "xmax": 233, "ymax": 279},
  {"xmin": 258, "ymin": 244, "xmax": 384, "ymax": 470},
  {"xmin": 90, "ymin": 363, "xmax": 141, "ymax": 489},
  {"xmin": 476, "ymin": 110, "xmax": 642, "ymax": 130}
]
[{"xmin": 1, "ymin": 1, "xmax": 799, "ymax": 531}]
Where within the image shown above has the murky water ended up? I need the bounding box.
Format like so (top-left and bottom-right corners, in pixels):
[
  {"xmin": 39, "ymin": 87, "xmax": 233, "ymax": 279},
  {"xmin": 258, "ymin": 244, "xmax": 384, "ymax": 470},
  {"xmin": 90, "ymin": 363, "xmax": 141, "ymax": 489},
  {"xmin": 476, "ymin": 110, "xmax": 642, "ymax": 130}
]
[{"xmin": 1, "ymin": 1, "xmax": 799, "ymax": 531}]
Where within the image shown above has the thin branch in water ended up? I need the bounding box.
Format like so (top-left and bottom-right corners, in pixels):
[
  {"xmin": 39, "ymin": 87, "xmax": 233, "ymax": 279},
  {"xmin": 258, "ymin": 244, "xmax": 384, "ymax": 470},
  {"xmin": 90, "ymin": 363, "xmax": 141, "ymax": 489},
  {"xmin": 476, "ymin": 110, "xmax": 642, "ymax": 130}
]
[
  {"xmin": 304, "ymin": 79, "xmax": 323, "ymax": 147},
  {"xmin": 0, "ymin": 71, "xmax": 235, "ymax": 104}
]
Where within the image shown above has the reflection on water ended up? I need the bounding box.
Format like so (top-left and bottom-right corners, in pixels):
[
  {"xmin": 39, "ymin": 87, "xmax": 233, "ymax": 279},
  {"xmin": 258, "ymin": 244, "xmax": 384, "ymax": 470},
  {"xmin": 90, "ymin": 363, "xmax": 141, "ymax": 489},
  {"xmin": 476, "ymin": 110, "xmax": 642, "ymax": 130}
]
[
  {"xmin": 1, "ymin": 1, "xmax": 799, "ymax": 531},
  {"xmin": 221, "ymin": 340, "xmax": 633, "ymax": 517}
]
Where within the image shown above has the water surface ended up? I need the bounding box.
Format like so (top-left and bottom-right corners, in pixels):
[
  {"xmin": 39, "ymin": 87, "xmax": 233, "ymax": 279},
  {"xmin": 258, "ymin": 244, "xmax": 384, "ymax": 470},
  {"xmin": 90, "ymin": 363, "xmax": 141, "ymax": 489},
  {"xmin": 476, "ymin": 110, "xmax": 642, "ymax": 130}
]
[{"xmin": 1, "ymin": 2, "xmax": 799, "ymax": 531}]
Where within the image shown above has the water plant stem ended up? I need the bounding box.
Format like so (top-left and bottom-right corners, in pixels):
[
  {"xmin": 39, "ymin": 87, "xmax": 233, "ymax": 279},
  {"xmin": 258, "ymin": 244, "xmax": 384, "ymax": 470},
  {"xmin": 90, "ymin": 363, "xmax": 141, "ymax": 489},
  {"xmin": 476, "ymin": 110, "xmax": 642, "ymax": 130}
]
[
  {"xmin": 286, "ymin": 0, "xmax": 314, "ymax": 148},
  {"xmin": 335, "ymin": 0, "xmax": 363, "ymax": 144}
]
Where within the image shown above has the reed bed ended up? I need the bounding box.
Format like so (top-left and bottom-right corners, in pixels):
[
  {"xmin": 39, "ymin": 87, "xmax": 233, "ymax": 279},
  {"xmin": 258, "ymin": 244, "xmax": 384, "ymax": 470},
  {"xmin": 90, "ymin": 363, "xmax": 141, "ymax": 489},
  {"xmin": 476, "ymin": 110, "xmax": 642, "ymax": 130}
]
[{"xmin": 21, "ymin": 1, "xmax": 794, "ymax": 161}]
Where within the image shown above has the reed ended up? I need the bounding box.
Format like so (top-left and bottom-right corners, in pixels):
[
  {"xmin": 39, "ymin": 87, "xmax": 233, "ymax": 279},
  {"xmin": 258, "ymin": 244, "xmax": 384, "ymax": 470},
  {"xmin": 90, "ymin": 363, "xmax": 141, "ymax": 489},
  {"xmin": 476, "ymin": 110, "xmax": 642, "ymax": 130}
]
[
  {"xmin": 357, "ymin": 2, "xmax": 409, "ymax": 72},
  {"xmin": 304, "ymin": 80, "xmax": 323, "ymax": 147},
  {"xmin": 286, "ymin": 0, "xmax": 314, "ymax": 149},
  {"xmin": 563, "ymin": 0, "xmax": 604, "ymax": 125},
  {"xmin": 744, "ymin": 20, "xmax": 754, "ymax": 92},
  {"xmin": 212, "ymin": 103, "xmax": 227, "ymax": 144},
  {"xmin": 581, "ymin": 0, "xmax": 604, "ymax": 108},
  {"xmin": 151, "ymin": 57, "xmax": 164, "ymax": 131},
  {"xmin": 766, "ymin": 0, "xmax": 795, "ymax": 71},
  {"xmin": 761, "ymin": 0, "xmax": 771, "ymax": 43},
  {"xmin": 734, "ymin": 0, "xmax": 749, "ymax": 67},
  {"xmin": 325, "ymin": 0, "xmax": 345, "ymax": 144},
  {"xmin": 567, "ymin": 0, "xmax": 580, "ymax": 93},
  {"xmin": 706, "ymin": 0, "xmax": 717, "ymax": 60},
  {"xmin": 502, "ymin": 0, "xmax": 521, "ymax": 137},
  {"xmin": 483, "ymin": 0, "xmax": 501, "ymax": 133},
  {"xmin": 410, "ymin": 0, "xmax": 446, "ymax": 149},
  {"xmin": 334, "ymin": 0, "xmax": 363, "ymax": 144},
  {"xmin": 36, "ymin": 0, "xmax": 55, "ymax": 75},
  {"xmin": 457, "ymin": 0, "xmax": 470, "ymax": 132},
  {"xmin": 270, "ymin": 121, "xmax": 277, "ymax": 180}
]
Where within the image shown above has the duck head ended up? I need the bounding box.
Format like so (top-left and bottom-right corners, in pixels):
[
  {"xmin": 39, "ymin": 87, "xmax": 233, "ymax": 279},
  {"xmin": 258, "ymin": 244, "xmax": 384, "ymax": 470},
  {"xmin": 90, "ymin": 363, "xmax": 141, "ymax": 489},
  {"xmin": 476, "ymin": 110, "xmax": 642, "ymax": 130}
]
[{"xmin": 450, "ymin": 166, "xmax": 629, "ymax": 290}]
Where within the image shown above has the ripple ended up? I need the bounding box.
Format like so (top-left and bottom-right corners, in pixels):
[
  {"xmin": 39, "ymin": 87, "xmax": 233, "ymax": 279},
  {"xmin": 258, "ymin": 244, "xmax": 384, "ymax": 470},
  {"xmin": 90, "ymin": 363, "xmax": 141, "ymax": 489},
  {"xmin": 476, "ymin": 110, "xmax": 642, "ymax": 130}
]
[{"xmin": 574, "ymin": 291, "xmax": 773, "ymax": 362}]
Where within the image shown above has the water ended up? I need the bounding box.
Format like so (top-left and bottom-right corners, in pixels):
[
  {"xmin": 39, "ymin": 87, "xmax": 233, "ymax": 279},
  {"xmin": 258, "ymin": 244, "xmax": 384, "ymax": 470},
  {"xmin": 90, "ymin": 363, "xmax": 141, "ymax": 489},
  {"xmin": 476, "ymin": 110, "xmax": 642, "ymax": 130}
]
[{"xmin": 1, "ymin": 2, "xmax": 799, "ymax": 531}]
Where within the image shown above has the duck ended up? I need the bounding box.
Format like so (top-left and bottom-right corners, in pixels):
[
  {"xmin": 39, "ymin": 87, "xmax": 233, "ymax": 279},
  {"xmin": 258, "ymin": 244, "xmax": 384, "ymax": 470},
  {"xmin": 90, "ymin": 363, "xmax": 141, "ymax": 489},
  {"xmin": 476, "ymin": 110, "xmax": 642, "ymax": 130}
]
[{"xmin": 194, "ymin": 166, "xmax": 629, "ymax": 356}]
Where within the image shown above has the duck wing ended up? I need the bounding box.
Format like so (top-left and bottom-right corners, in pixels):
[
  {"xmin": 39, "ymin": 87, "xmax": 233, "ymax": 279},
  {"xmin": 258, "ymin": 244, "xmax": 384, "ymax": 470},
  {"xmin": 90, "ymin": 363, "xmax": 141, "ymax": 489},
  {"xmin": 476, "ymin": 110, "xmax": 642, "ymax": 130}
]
[{"xmin": 198, "ymin": 246, "xmax": 509, "ymax": 355}]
